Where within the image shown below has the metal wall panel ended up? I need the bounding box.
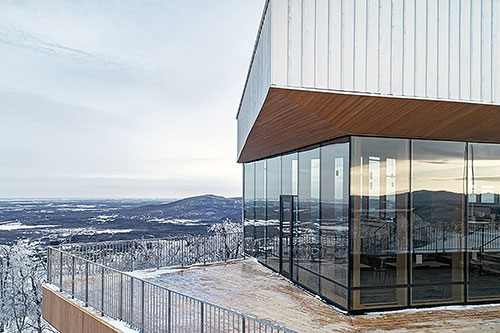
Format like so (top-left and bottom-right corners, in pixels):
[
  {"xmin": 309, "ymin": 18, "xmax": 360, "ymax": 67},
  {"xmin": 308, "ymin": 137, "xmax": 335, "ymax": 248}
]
[
  {"xmin": 316, "ymin": 0, "xmax": 329, "ymax": 89},
  {"xmin": 268, "ymin": 0, "xmax": 500, "ymax": 104},
  {"xmin": 495, "ymin": 0, "xmax": 500, "ymax": 102},
  {"xmin": 237, "ymin": 2, "xmax": 272, "ymax": 156}
]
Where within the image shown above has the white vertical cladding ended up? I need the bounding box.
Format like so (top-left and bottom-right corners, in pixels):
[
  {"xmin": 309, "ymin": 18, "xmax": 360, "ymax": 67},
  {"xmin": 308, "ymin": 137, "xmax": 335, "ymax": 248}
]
[
  {"xmin": 448, "ymin": 0, "xmax": 460, "ymax": 99},
  {"xmin": 460, "ymin": 0, "xmax": 471, "ymax": 101},
  {"xmin": 391, "ymin": 0, "xmax": 404, "ymax": 96},
  {"xmin": 495, "ymin": 0, "xmax": 500, "ymax": 102},
  {"xmin": 482, "ymin": 0, "xmax": 493, "ymax": 102},
  {"xmin": 267, "ymin": 0, "xmax": 500, "ymax": 105},
  {"xmin": 437, "ymin": 0, "xmax": 450, "ymax": 99},
  {"xmin": 237, "ymin": 2, "xmax": 272, "ymax": 157},
  {"xmin": 354, "ymin": 0, "xmax": 367, "ymax": 92},
  {"xmin": 378, "ymin": 0, "xmax": 392, "ymax": 94},
  {"xmin": 366, "ymin": 0, "xmax": 380, "ymax": 93},
  {"xmin": 302, "ymin": 0, "xmax": 316, "ymax": 87},
  {"xmin": 342, "ymin": 0, "xmax": 355, "ymax": 90},
  {"xmin": 402, "ymin": 0, "xmax": 415, "ymax": 97},
  {"xmin": 288, "ymin": 0, "xmax": 303, "ymax": 87},
  {"xmin": 427, "ymin": 0, "xmax": 438, "ymax": 98},
  {"xmin": 315, "ymin": 0, "xmax": 329, "ymax": 89},
  {"xmin": 414, "ymin": 0, "xmax": 426, "ymax": 97},
  {"xmin": 329, "ymin": 0, "xmax": 342, "ymax": 89},
  {"xmin": 272, "ymin": 0, "xmax": 288, "ymax": 85},
  {"xmin": 471, "ymin": 0, "xmax": 482, "ymax": 101}
]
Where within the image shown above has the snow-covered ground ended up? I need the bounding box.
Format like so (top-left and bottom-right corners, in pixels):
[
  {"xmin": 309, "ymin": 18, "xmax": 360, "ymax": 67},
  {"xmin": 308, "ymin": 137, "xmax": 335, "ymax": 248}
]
[{"xmin": 0, "ymin": 222, "xmax": 58, "ymax": 231}]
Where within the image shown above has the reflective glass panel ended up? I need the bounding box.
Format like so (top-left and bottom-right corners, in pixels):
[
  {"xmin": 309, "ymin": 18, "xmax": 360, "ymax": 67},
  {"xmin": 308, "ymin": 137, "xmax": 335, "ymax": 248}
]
[
  {"xmin": 411, "ymin": 140, "xmax": 465, "ymax": 305},
  {"xmin": 351, "ymin": 137, "xmax": 410, "ymax": 309},
  {"xmin": 468, "ymin": 143, "xmax": 500, "ymax": 301},
  {"xmin": 254, "ymin": 160, "xmax": 266, "ymax": 263},
  {"xmin": 296, "ymin": 148, "xmax": 321, "ymax": 292},
  {"xmin": 244, "ymin": 163, "xmax": 255, "ymax": 256},
  {"xmin": 266, "ymin": 157, "xmax": 281, "ymax": 271},
  {"xmin": 319, "ymin": 142, "xmax": 349, "ymax": 308}
]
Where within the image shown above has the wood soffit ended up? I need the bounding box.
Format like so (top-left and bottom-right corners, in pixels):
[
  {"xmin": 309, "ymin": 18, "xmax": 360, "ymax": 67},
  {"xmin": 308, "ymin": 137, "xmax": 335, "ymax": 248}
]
[{"xmin": 238, "ymin": 87, "xmax": 500, "ymax": 163}]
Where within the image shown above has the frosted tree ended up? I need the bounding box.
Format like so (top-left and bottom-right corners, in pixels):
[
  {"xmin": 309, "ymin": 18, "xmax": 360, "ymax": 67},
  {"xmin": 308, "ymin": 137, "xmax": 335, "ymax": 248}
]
[{"xmin": 0, "ymin": 243, "xmax": 55, "ymax": 333}]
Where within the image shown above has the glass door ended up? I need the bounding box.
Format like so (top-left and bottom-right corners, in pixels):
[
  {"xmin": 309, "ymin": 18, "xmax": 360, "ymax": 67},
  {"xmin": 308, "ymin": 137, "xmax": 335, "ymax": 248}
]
[{"xmin": 280, "ymin": 195, "xmax": 296, "ymax": 279}]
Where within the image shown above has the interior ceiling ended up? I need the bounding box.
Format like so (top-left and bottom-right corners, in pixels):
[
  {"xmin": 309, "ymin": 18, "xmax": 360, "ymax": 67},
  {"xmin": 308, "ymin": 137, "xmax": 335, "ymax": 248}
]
[{"xmin": 237, "ymin": 87, "xmax": 500, "ymax": 163}]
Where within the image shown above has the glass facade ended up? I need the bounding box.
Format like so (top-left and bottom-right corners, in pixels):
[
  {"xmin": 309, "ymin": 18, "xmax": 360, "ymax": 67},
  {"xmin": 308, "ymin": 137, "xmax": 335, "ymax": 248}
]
[{"xmin": 243, "ymin": 136, "xmax": 500, "ymax": 312}]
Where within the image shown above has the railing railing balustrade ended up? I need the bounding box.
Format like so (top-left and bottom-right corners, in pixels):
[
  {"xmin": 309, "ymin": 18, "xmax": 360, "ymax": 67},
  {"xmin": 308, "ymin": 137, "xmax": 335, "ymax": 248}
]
[{"xmin": 47, "ymin": 232, "xmax": 292, "ymax": 333}]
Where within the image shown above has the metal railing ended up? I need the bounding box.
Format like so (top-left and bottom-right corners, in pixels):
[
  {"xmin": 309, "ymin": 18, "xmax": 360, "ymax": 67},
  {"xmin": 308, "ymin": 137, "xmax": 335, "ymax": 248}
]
[{"xmin": 47, "ymin": 233, "xmax": 292, "ymax": 333}]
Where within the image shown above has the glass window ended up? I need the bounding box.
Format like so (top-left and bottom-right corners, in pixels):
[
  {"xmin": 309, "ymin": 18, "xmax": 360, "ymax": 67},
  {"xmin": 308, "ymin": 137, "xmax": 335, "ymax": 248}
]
[
  {"xmin": 266, "ymin": 156, "xmax": 281, "ymax": 271},
  {"xmin": 468, "ymin": 143, "xmax": 500, "ymax": 301},
  {"xmin": 254, "ymin": 160, "xmax": 266, "ymax": 263},
  {"xmin": 282, "ymin": 153, "xmax": 298, "ymax": 196},
  {"xmin": 351, "ymin": 137, "xmax": 410, "ymax": 309},
  {"xmin": 244, "ymin": 163, "xmax": 255, "ymax": 256},
  {"xmin": 296, "ymin": 148, "xmax": 321, "ymax": 292},
  {"xmin": 411, "ymin": 140, "xmax": 466, "ymax": 305},
  {"xmin": 319, "ymin": 142, "xmax": 349, "ymax": 308}
]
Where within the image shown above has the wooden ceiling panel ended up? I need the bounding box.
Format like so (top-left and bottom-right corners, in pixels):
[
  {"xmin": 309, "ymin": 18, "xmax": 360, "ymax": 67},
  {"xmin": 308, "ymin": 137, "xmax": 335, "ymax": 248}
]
[{"xmin": 238, "ymin": 87, "xmax": 500, "ymax": 163}]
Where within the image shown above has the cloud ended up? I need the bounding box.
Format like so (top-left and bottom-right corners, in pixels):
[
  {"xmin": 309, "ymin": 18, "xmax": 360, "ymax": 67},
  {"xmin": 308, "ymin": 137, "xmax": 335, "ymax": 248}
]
[{"xmin": 0, "ymin": 24, "xmax": 127, "ymax": 68}]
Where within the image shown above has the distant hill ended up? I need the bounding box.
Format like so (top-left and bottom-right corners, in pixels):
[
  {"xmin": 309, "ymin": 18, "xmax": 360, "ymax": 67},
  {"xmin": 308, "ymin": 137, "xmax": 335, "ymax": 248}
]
[{"xmin": 120, "ymin": 194, "xmax": 242, "ymax": 224}]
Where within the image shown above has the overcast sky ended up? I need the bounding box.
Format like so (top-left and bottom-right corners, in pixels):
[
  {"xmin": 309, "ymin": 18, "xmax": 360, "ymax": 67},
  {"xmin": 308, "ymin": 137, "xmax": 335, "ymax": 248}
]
[{"xmin": 0, "ymin": 0, "xmax": 265, "ymax": 199}]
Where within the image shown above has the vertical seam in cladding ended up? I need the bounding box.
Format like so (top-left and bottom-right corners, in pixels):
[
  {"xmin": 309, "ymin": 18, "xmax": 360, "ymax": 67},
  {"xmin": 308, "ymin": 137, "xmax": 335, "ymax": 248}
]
[
  {"xmin": 353, "ymin": 0, "xmax": 356, "ymax": 91},
  {"xmin": 314, "ymin": 0, "xmax": 317, "ymax": 87},
  {"xmin": 413, "ymin": 0, "xmax": 416, "ymax": 97},
  {"xmin": 477, "ymin": 0, "xmax": 482, "ymax": 101},
  {"xmin": 401, "ymin": 0, "xmax": 406, "ymax": 96},
  {"xmin": 491, "ymin": 0, "xmax": 494, "ymax": 102},
  {"xmin": 470, "ymin": 0, "xmax": 473, "ymax": 100},
  {"xmin": 425, "ymin": 0, "xmax": 429, "ymax": 98},
  {"xmin": 341, "ymin": 0, "xmax": 344, "ymax": 90},
  {"xmin": 378, "ymin": 0, "xmax": 381, "ymax": 92},
  {"xmin": 327, "ymin": 0, "xmax": 331, "ymax": 89},
  {"xmin": 459, "ymin": 0, "xmax": 462, "ymax": 100},
  {"xmin": 287, "ymin": 0, "xmax": 290, "ymax": 86},
  {"xmin": 448, "ymin": 0, "xmax": 451, "ymax": 99},
  {"xmin": 390, "ymin": 0, "xmax": 393, "ymax": 94},
  {"xmin": 437, "ymin": 0, "xmax": 440, "ymax": 98},
  {"xmin": 301, "ymin": 0, "xmax": 304, "ymax": 87},
  {"xmin": 365, "ymin": 0, "xmax": 369, "ymax": 91}
]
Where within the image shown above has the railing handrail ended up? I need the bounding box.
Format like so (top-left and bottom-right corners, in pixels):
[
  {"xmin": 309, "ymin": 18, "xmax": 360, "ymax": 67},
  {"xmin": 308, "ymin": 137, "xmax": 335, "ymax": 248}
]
[
  {"xmin": 47, "ymin": 233, "xmax": 294, "ymax": 333},
  {"xmin": 57, "ymin": 232, "xmax": 243, "ymax": 250}
]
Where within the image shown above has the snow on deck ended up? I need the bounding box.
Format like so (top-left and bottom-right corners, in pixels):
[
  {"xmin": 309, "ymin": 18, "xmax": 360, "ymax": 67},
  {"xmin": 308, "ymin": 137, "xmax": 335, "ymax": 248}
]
[{"xmin": 132, "ymin": 258, "xmax": 500, "ymax": 332}]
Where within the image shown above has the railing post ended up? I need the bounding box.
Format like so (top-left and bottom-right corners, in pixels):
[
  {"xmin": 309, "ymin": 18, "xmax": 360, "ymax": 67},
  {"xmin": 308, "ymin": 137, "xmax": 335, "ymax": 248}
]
[
  {"xmin": 71, "ymin": 256, "xmax": 75, "ymax": 298},
  {"xmin": 167, "ymin": 290, "xmax": 171, "ymax": 332},
  {"xmin": 59, "ymin": 251, "xmax": 63, "ymax": 292},
  {"xmin": 85, "ymin": 261, "xmax": 89, "ymax": 307},
  {"xmin": 242, "ymin": 316, "xmax": 246, "ymax": 333},
  {"xmin": 130, "ymin": 277, "xmax": 134, "ymax": 324},
  {"xmin": 119, "ymin": 274, "xmax": 123, "ymax": 320},
  {"xmin": 47, "ymin": 247, "xmax": 51, "ymax": 283},
  {"xmin": 200, "ymin": 302, "xmax": 204, "ymax": 333},
  {"xmin": 101, "ymin": 266, "xmax": 105, "ymax": 316},
  {"xmin": 157, "ymin": 239, "xmax": 161, "ymax": 269},
  {"xmin": 203, "ymin": 240, "xmax": 206, "ymax": 265},
  {"xmin": 141, "ymin": 280, "xmax": 145, "ymax": 332}
]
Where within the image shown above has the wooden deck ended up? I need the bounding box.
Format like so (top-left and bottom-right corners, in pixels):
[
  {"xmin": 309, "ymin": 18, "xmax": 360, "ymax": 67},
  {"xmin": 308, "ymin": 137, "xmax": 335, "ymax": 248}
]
[{"xmin": 139, "ymin": 258, "xmax": 500, "ymax": 332}]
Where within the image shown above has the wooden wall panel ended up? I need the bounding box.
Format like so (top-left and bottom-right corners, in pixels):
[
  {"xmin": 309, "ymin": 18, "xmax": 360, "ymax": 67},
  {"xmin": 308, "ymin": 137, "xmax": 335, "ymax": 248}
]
[{"xmin": 42, "ymin": 286, "xmax": 122, "ymax": 333}]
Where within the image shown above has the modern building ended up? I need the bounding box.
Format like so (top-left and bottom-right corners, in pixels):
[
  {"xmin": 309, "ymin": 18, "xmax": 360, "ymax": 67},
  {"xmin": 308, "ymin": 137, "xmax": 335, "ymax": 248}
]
[{"xmin": 238, "ymin": 0, "xmax": 500, "ymax": 313}]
